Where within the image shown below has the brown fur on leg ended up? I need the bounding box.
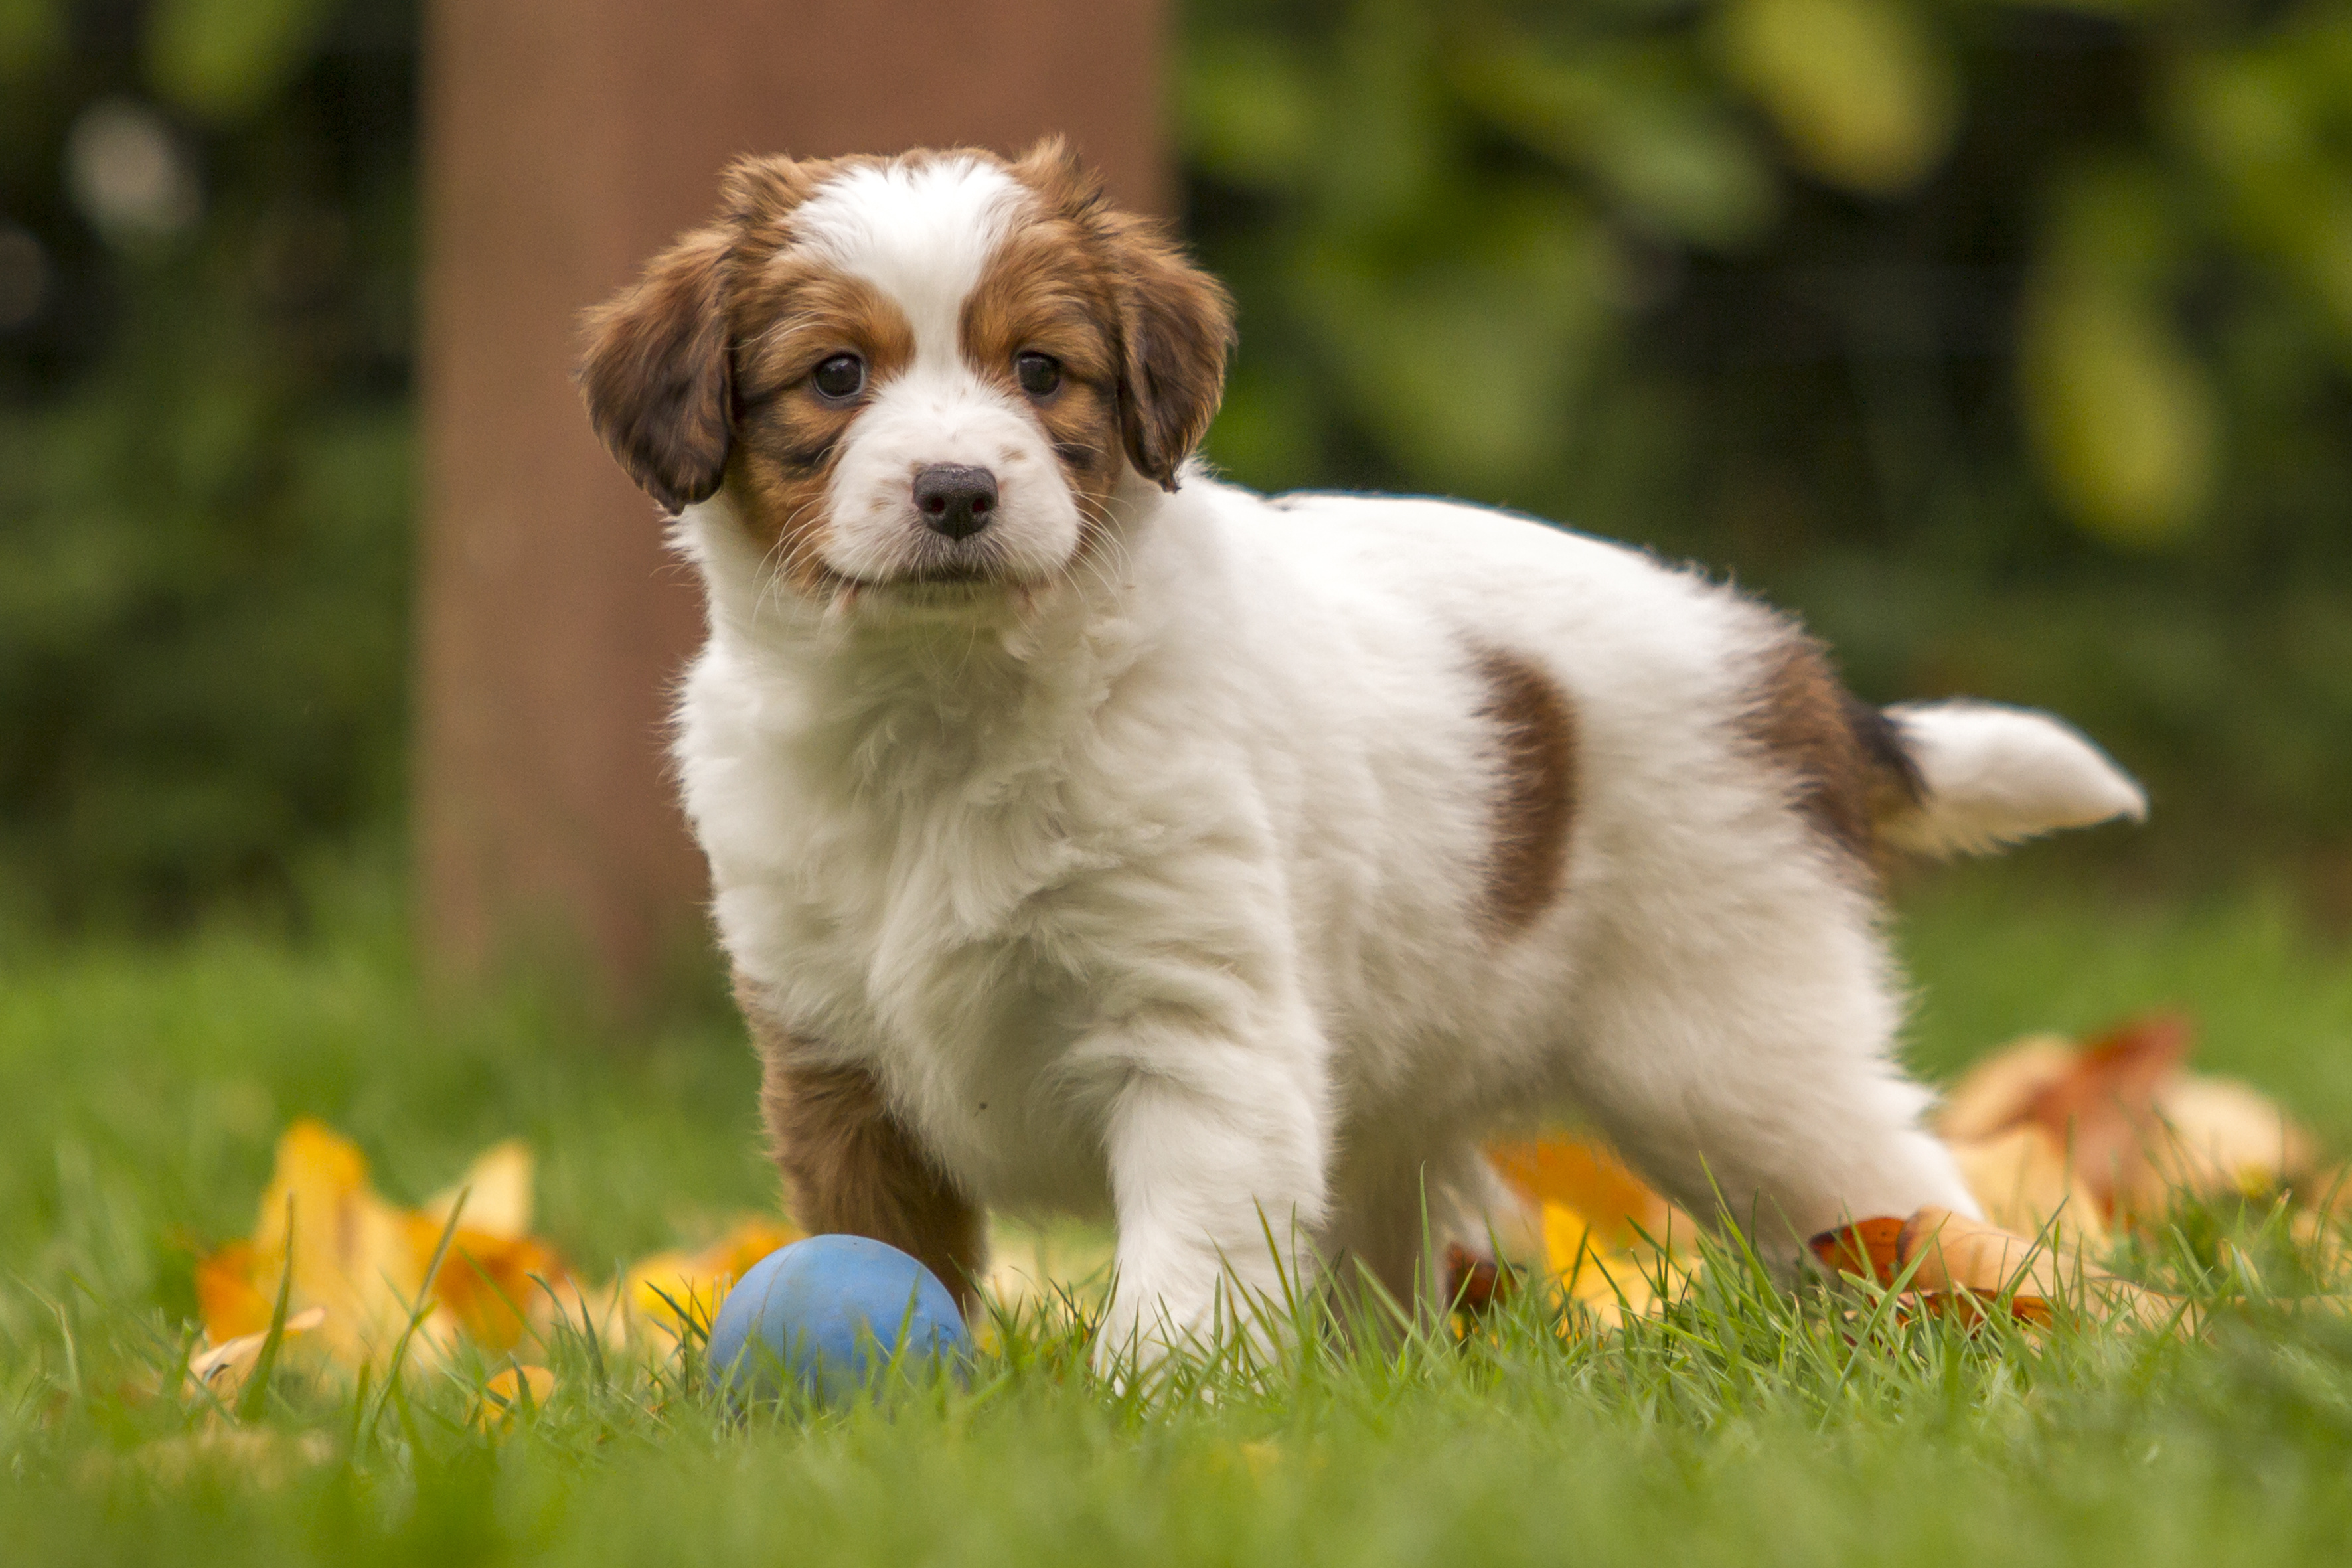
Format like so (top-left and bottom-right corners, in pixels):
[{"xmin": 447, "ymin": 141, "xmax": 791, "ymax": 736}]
[{"xmin": 736, "ymin": 977, "xmax": 986, "ymax": 1312}]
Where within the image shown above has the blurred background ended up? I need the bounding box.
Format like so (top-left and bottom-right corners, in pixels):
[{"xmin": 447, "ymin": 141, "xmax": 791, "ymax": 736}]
[{"xmin": 3, "ymin": 0, "xmax": 2350, "ymax": 951}]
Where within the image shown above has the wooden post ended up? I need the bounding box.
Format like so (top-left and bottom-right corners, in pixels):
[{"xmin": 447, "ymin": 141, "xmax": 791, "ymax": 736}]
[{"xmin": 415, "ymin": 1, "xmax": 1168, "ymax": 1000}]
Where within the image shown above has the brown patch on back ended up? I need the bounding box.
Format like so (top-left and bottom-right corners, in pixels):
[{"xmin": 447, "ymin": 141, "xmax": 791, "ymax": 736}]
[
  {"xmin": 1741, "ymin": 633, "xmax": 1922, "ymax": 862},
  {"xmin": 736, "ymin": 973, "xmax": 985, "ymax": 1311},
  {"xmin": 1471, "ymin": 645, "xmax": 1578, "ymax": 937}
]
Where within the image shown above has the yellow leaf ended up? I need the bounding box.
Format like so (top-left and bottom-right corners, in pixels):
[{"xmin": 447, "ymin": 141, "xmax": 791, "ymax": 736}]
[
  {"xmin": 187, "ymin": 1304, "xmax": 327, "ymax": 1400},
  {"xmin": 621, "ymin": 1217, "xmax": 797, "ymax": 1342},
  {"xmin": 422, "ymin": 1138, "xmax": 535, "ymax": 1241},
  {"xmin": 1491, "ymin": 1135, "xmax": 1694, "ymax": 1252},
  {"xmin": 247, "ymin": 1120, "xmax": 424, "ymax": 1365},
  {"xmin": 1720, "ymin": 0, "xmax": 1958, "ymax": 195},
  {"xmin": 195, "ymin": 1123, "xmax": 574, "ymax": 1372},
  {"xmin": 422, "ymin": 1224, "xmax": 565, "ymax": 1352},
  {"xmin": 476, "ymin": 1364, "xmax": 555, "ymax": 1431},
  {"xmin": 1543, "ymin": 1201, "xmax": 1687, "ymax": 1329}
]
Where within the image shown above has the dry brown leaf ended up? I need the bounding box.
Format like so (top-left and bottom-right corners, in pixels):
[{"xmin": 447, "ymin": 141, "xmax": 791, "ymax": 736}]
[
  {"xmin": 1900, "ymin": 1206, "xmax": 2179, "ymax": 1330},
  {"xmin": 2017, "ymin": 1015, "xmax": 2192, "ymax": 1214},
  {"xmin": 1811, "ymin": 1208, "xmax": 2181, "ymax": 1332},
  {"xmin": 1938, "ymin": 1016, "xmax": 2321, "ymax": 1225},
  {"xmin": 1938, "ymin": 1034, "xmax": 2077, "ymax": 1142},
  {"xmin": 1948, "ymin": 1123, "xmax": 2108, "ymax": 1249},
  {"xmin": 2147, "ymin": 1075, "xmax": 2319, "ymax": 1206}
]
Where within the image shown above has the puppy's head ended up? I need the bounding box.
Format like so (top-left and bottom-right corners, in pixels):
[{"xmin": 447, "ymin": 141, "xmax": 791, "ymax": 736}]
[{"xmin": 578, "ymin": 141, "xmax": 1234, "ymax": 597}]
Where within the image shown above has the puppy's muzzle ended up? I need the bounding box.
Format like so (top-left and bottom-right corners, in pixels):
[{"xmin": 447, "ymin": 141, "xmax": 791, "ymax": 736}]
[{"xmin": 914, "ymin": 464, "xmax": 998, "ymax": 542}]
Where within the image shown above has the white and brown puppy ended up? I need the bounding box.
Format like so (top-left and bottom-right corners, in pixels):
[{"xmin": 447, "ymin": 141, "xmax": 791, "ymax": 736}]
[{"xmin": 579, "ymin": 141, "xmax": 2145, "ymax": 1362}]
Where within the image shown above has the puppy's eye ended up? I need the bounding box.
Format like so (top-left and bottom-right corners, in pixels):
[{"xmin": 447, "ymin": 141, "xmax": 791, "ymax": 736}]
[
  {"xmin": 1015, "ymin": 351, "xmax": 1061, "ymax": 398},
  {"xmin": 811, "ymin": 354, "xmax": 865, "ymax": 400}
]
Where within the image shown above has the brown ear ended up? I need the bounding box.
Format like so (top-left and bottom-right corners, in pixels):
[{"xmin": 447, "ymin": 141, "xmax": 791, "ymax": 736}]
[
  {"xmin": 1105, "ymin": 210, "xmax": 1235, "ymax": 490},
  {"xmin": 577, "ymin": 226, "xmax": 734, "ymax": 513},
  {"xmin": 1016, "ymin": 138, "xmax": 1235, "ymax": 491}
]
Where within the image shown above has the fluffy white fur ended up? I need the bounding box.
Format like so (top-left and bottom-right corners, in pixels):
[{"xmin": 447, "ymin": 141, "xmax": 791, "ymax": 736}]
[
  {"xmin": 657, "ymin": 158, "xmax": 2146, "ymax": 1365},
  {"xmin": 1882, "ymin": 702, "xmax": 2149, "ymax": 856}
]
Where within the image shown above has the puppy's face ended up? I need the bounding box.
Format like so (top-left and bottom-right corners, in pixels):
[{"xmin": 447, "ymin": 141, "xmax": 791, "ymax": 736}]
[{"xmin": 579, "ymin": 143, "xmax": 1234, "ymax": 599}]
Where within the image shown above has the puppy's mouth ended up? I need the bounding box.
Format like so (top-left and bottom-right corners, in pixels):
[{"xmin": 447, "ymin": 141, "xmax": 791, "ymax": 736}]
[{"xmin": 822, "ymin": 537, "xmax": 1033, "ymax": 602}]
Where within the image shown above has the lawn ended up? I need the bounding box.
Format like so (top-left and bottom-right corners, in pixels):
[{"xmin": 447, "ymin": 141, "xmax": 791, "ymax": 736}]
[{"xmin": 4, "ymin": 859, "xmax": 2351, "ymax": 1565}]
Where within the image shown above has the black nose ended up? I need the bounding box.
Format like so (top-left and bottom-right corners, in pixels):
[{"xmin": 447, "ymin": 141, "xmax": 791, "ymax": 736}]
[{"xmin": 912, "ymin": 464, "xmax": 998, "ymax": 540}]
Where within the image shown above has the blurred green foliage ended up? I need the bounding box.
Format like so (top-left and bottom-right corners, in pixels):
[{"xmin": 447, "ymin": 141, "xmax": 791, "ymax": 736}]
[
  {"xmin": 1, "ymin": 0, "xmax": 2349, "ymax": 929},
  {"xmin": 0, "ymin": 1, "xmax": 414, "ymax": 926}
]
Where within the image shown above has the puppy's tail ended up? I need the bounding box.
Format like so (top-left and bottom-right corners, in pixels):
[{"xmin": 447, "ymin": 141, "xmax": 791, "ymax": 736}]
[{"xmin": 1877, "ymin": 700, "xmax": 2147, "ymax": 858}]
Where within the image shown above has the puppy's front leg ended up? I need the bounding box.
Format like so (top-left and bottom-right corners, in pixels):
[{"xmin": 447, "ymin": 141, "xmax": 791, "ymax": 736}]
[{"xmin": 1090, "ymin": 1036, "xmax": 1330, "ymax": 1373}]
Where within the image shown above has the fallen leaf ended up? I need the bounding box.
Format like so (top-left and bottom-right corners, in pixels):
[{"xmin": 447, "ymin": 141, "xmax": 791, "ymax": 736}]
[
  {"xmin": 187, "ymin": 1304, "xmax": 327, "ymax": 1401},
  {"xmin": 1938, "ymin": 1034, "xmax": 2077, "ymax": 1143},
  {"xmin": 1442, "ymin": 1242, "xmax": 1512, "ymax": 1315},
  {"xmin": 623, "ymin": 1216, "xmax": 800, "ymax": 1342},
  {"xmin": 195, "ymin": 1122, "xmax": 577, "ymax": 1373},
  {"xmin": 1809, "ymin": 1215, "xmax": 1906, "ymax": 1283},
  {"xmin": 1545, "ymin": 1200, "xmax": 1689, "ymax": 1329},
  {"xmin": 193, "ymin": 1241, "xmax": 272, "ymax": 1343},
  {"xmin": 476, "ymin": 1364, "xmax": 556, "ymax": 1431},
  {"xmin": 246, "ymin": 1119, "xmax": 430, "ymax": 1364},
  {"xmin": 1489, "ymin": 1134, "xmax": 1697, "ymax": 1251},
  {"xmin": 422, "ymin": 1138, "xmax": 535, "ymax": 1241},
  {"xmin": 1939, "ymin": 1017, "xmax": 2321, "ymax": 1223},
  {"xmin": 1947, "ymin": 1123, "xmax": 2108, "ymax": 1249},
  {"xmin": 2148, "ymin": 1074, "xmax": 2318, "ymax": 1206},
  {"xmin": 426, "ymin": 1226, "xmax": 565, "ymax": 1351}
]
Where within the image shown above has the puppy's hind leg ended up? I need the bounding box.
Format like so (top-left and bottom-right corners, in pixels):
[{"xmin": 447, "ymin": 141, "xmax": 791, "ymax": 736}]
[{"xmin": 1559, "ymin": 880, "xmax": 1977, "ymax": 1266}]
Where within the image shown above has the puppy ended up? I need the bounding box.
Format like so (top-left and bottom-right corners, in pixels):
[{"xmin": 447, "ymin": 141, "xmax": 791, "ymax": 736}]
[{"xmin": 578, "ymin": 141, "xmax": 2144, "ymax": 1363}]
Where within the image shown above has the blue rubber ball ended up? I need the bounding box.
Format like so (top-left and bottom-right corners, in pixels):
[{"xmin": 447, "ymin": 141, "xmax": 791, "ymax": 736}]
[{"xmin": 708, "ymin": 1235, "xmax": 971, "ymax": 1404}]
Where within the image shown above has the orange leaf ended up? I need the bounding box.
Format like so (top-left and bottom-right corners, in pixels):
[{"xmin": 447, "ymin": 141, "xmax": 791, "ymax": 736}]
[
  {"xmin": 1809, "ymin": 1215, "xmax": 1906, "ymax": 1286},
  {"xmin": 193, "ymin": 1241, "xmax": 272, "ymax": 1344},
  {"xmin": 1488, "ymin": 1135, "xmax": 1691, "ymax": 1250},
  {"xmin": 424, "ymin": 1225, "xmax": 566, "ymax": 1352}
]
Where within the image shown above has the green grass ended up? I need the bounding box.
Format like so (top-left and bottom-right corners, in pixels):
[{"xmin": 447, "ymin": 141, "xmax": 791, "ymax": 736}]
[{"xmin": 4, "ymin": 861, "xmax": 2351, "ymax": 1565}]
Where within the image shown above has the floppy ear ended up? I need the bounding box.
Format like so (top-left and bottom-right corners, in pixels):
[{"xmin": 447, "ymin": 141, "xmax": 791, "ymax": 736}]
[
  {"xmin": 1016, "ymin": 138, "xmax": 1235, "ymax": 491},
  {"xmin": 577, "ymin": 226, "xmax": 734, "ymax": 513},
  {"xmin": 1104, "ymin": 210, "xmax": 1236, "ymax": 491}
]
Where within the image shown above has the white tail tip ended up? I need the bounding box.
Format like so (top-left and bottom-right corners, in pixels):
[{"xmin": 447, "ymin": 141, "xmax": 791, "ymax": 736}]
[{"xmin": 1882, "ymin": 700, "xmax": 2147, "ymax": 858}]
